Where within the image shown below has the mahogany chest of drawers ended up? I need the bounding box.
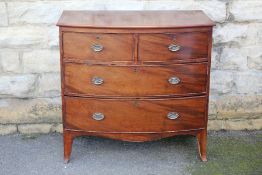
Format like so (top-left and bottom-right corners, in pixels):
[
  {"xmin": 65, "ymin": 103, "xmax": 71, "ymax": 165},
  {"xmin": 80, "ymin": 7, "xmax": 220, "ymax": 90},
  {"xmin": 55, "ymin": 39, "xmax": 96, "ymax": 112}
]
[{"xmin": 57, "ymin": 10, "xmax": 214, "ymax": 163}]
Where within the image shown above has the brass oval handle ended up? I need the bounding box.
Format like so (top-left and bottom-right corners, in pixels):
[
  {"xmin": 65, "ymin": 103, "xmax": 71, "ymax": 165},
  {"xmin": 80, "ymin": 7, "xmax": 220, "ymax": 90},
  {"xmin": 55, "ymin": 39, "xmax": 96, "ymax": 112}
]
[
  {"xmin": 167, "ymin": 112, "xmax": 179, "ymax": 120},
  {"xmin": 92, "ymin": 112, "xmax": 105, "ymax": 121},
  {"xmin": 168, "ymin": 44, "xmax": 180, "ymax": 52},
  {"xmin": 168, "ymin": 76, "xmax": 180, "ymax": 85},
  {"xmin": 91, "ymin": 44, "xmax": 103, "ymax": 52},
  {"xmin": 92, "ymin": 77, "xmax": 104, "ymax": 85}
]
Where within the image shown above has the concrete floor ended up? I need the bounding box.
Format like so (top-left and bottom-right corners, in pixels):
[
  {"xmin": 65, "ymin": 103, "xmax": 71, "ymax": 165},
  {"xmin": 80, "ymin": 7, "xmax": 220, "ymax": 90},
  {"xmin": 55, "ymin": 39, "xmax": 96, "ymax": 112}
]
[{"xmin": 0, "ymin": 131, "xmax": 261, "ymax": 175}]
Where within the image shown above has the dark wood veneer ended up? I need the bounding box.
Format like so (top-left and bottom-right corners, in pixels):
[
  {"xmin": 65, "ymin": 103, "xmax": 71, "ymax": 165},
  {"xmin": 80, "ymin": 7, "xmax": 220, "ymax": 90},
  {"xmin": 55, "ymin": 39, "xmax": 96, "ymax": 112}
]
[
  {"xmin": 63, "ymin": 33, "xmax": 134, "ymax": 61},
  {"xmin": 64, "ymin": 63, "xmax": 208, "ymax": 97},
  {"xmin": 57, "ymin": 10, "xmax": 215, "ymax": 28},
  {"xmin": 57, "ymin": 10, "xmax": 214, "ymax": 163},
  {"xmin": 139, "ymin": 32, "xmax": 208, "ymax": 61},
  {"xmin": 64, "ymin": 96, "xmax": 206, "ymax": 132}
]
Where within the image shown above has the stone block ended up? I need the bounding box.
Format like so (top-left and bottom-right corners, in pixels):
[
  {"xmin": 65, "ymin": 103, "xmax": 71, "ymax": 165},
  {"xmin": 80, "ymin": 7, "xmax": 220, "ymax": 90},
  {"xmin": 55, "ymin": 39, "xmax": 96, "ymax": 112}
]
[
  {"xmin": 51, "ymin": 123, "xmax": 63, "ymax": 133},
  {"xmin": 7, "ymin": 0, "xmax": 226, "ymax": 24},
  {"xmin": 101, "ymin": 0, "xmax": 144, "ymax": 10},
  {"xmin": 208, "ymin": 97, "xmax": 217, "ymax": 119},
  {"xmin": 235, "ymin": 72, "xmax": 262, "ymax": 94},
  {"xmin": 0, "ymin": 3, "xmax": 8, "ymax": 26},
  {"xmin": 224, "ymin": 118, "xmax": 262, "ymax": 130},
  {"xmin": 214, "ymin": 23, "xmax": 262, "ymax": 46},
  {"xmin": 217, "ymin": 95, "xmax": 262, "ymax": 119},
  {"xmin": 213, "ymin": 23, "xmax": 248, "ymax": 44},
  {"xmin": 246, "ymin": 23, "xmax": 262, "ymax": 45},
  {"xmin": 48, "ymin": 27, "xmax": 59, "ymax": 48},
  {"xmin": 7, "ymin": 1, "xmax": 145, "ymax": 25},
  {"xmin": 219, "ymin": 47, "xmax": 248, "ymax": 70},
  {"xmin": 0, "ymin": 97, "xmax": 62, "ymax": 124},
  {"xmin": 230, "ymin": 0, "xmax": 262, "ymax": 22},
  {"xmin": 18, "ymin": 123, "xmax": 53, "ymax": 134},
  {"xmin": 143, "ymin": 0, "xmax": 226, "ymax": 22},
  {"xmin": 247, "ymin": 46, "xmax": 262, "ymax": 70},
  {"xmin": 23, "ymin": 49, "xmax": 60, "ymax": 73},
  {"xmin": 211, "ymin": 46, "xmax": 222, "ymax": 70},
  {"xmin": 210, "ymin": 70, "xmax": 234, "ymax": 95},
  {"xmin": 8, "ymin": 1, "xmax": 63, "ymax": 25},
  {"xmin": 0, "ymin": 26, "xmax": 48, "ymax": 48},
  {"xmin": 0, "ymin": 49, "xmax": 20, "ymax": 73},
  {"xmin": 0, "ymin": 74, "xmax": 37, "ymax": 98},
  {"xmin": 208, "ymin": 120, "xmax": 224, "ymax": 131},
  {"xmin": 36, "ymin": 73, "xmax": 61, "ymax": 97},
  {"xmin": 0, "ymin": 125, "xmax": 17, "ymax": 135}
]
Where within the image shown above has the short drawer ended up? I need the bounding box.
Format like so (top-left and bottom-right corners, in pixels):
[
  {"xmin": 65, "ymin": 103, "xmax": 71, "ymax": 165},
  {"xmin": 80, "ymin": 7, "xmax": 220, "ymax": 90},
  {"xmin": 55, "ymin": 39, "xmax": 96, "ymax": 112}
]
[
  {"xmin": 64, "ymin": 63, "xmax": 207, "ymax": 97},
  {"xmin": 139, "ymin": 32, "xmax": 208, "ymax": 62},
  {"xmin": 64, "ymin": 96, "xmax": 206, "ymax": 132},
  {"xmin": 63, "ymin": 33, "xmax": 133, "ymax": 61}
]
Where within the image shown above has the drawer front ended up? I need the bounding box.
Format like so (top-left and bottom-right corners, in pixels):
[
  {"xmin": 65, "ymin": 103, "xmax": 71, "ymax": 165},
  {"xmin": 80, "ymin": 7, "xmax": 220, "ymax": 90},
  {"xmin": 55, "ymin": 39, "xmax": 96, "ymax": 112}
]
[
  {"xmin": 64, "ymin": 63, "xmax": 207, "ymax": 97},
  {"xmin": 65, "ymin": 97, "xmax": 206, "ymax": 132},
  {"xmin": 139, "ymin": 32, "xmax": 208, "ymax": 62},
  {"xmin": 63, "ymin": 33, "xmax": 134, "ymax": 61}
]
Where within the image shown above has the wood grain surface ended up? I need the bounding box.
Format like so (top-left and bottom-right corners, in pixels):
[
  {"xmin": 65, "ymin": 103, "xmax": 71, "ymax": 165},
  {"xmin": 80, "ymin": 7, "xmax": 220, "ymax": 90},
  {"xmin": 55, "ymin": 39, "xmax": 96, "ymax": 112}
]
[
  {"xmin": 63, "ymin": 32, "xmax": 134, "ymax": 61},
  {"xmin": 64, "ymin": 63, "xmax": 207, "ymax": 97},
  {"xmin": 139, "ymin": 32, "xmax": 208, "ymax": 62},
  {"xmin": 64, "ymin": 96, "xmax": 206, "ymax": 132},
  {"xmin": 57, "ymin": 10, "xmax": 215, "ymax": 28},
  {"xmin": 59, "ymin": 10, "xmax": 214, "ymax": 162}
]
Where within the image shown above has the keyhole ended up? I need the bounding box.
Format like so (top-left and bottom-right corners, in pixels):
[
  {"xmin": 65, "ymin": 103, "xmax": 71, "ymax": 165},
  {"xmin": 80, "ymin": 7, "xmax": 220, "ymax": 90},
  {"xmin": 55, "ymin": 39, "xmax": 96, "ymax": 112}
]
[
  {"xmin": 133, "ymin": 67, "xmax": 138, "ymax": 73},
  {"xmin": 172, "ymin": 36, "xmax": 176, "ymax": 42},
  {"xmin": 133, "ymin": 101, "xmax": 139, "ymax": 107}
]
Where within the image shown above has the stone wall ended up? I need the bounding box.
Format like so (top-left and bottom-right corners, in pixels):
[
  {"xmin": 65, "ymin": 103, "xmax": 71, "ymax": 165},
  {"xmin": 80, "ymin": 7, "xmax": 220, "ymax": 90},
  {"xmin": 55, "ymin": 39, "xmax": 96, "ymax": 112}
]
[{"xmin": 0, "ymin": 0, "xmax": 261, "ymax": 135}]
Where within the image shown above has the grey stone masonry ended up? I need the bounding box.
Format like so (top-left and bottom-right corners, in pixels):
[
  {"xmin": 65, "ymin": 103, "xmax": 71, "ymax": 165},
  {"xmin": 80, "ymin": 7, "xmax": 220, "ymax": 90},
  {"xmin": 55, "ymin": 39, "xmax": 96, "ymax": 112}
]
[{"xmin": 0, "ymin": 0, "xmax": 261, "ymax": 134}]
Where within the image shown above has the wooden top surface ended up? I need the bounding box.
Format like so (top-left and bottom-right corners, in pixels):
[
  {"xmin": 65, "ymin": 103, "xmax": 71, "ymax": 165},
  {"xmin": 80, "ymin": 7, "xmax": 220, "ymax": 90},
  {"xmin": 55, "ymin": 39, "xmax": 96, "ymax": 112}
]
[{"xmin": 57, "ymin": 10, "xmax": 215, "ymax": 28}]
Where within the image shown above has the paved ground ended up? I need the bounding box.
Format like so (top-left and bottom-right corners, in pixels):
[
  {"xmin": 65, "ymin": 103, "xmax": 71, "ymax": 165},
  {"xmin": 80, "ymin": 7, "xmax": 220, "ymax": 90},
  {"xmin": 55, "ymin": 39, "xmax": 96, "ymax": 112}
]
[{"xmin": 0, "ymin": 131, "xmax": 261, "ymax": 175}]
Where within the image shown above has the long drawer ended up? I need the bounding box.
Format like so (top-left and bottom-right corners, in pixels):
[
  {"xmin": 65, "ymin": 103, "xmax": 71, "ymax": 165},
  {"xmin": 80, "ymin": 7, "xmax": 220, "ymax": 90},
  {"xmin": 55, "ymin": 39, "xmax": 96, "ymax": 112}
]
[
  {"xmin": 64, "ymin": 96, "xmax": 206, "ymax": 132},
  {"xmin": 64, "ymin": 63, "xmax": 208, "ymax": 97}
]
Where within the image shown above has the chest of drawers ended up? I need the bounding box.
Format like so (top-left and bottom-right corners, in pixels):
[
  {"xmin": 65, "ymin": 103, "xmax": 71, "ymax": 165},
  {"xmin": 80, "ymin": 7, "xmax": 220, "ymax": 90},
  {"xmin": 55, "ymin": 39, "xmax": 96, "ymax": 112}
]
[{"xmin": 57, "ymin": 10, "xmax": 214, "ymax": 163}]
